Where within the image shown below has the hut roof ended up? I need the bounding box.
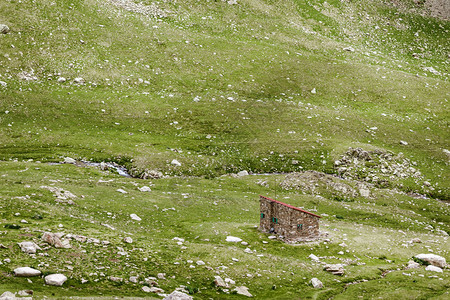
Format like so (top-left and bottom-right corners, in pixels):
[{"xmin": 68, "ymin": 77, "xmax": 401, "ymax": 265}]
[{"xmin": 260, "ymin": 195, "xmax": 321, "ymax": 218}]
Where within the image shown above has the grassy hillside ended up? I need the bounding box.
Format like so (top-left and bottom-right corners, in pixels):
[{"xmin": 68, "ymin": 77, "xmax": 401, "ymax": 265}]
[{"xmin": 0, "ymin": 0, "xmax": 449, "ymax": 298}]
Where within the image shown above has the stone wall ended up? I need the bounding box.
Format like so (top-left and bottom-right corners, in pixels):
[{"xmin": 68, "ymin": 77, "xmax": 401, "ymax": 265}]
[{"xmin": 259, "ymin": 196, "xmax": 320, "ymax": 242}]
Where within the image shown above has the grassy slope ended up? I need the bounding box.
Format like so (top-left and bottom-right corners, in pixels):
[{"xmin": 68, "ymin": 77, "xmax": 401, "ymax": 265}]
[
  {"xmin": 0, "ymin": 161, "xmax": 449, "ymax": 299},
  {"xmin": 0, "ymin": 0, "xmax": 449, "ymax": 298}
]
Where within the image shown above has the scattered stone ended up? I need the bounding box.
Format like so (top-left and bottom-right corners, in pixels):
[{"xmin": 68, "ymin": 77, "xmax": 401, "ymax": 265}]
[
  {"xmin": 42, "ymin": 232, "xmax": 71, "ymax": 248},
  {"xmin": 400, "ymin": 140, "xmax": 408, "ymax": 146},
  {"xmin": 411, "ymin": 238, "xmax": 421, "ymax": 243},
  {"xmin": 0, "ymin": 291, "xmax": 15, "ymax": 300},
  {"xmin": 425, "ymin": 265, "xmax": 443, "ymax": 273},
  {"xmin": 324, "ymin": 264, "xmax": 345, "ymax": 275},
  {"xmin": 343, "ymin": 46, "xmax": 355, "ymax": 52},
  {"xmin": 228, "ymin": 0, "xmax": 238, "ymax": 5},
  {"xmin": 17, "ymin": 290, "xmax": 33, "ymax": 297},
  {"xmin": 64, "ymin": 157, "xmax": 76, "ymax": 164},
  {"xmin": 18, "ymin": 70, "xmax": 37, "ymax": 81},
  {"xmin": 138, "ymin": 186, "xmax": 151, "ymax": 192},
  {"xmin": 14, "ymin": 267, "xmax": 41, "ymax": 277},
  {"xmin": 233, "ymin": 286, "xmax": 252, "ymax": 297},
  {"xmin": 163, "ymin": 291, "xmax": 193, "ymax": 300},
  {"xmin": 309, "ymin": 254, "xmax": 320, "ymax": 261},
  {"xmin": 129, "ymin": 276, "xmax": 138, "ymax": 283},
  {"xmin": 18, "ymin": 241, "xmax": 41, "ymax": 254},
  {"xmin": 359, "ymin": 187, "xmax": 370, "ymax": 198},
  {"xmin": 214, "ymin": 276, "xmax": 227, "ymax": 288},
  {"xmin": 196, "ymin": 260, "xmax": 205, "ymax": 265},
  {"xmin": 310, "ymin": 277, "xmax": 323, "ymax": 288},
  {"xmin": 142, "ymin": 286, "xmax": 164, "ymax": 293},
  {"xmin": 0, "ymin": 81, "xmax": 7, "ymax": 87},
  {"xmin": 73, "ymin": 77, "xmax": 85, "ymax": 85},
  {"xmin": 225, "ymin": 278, "xmax": 235, "ymax": 285},
  {"xmin": 44, "ymin": 274, "xmax": 68, "ymax": 286},
  {"xmin": 406, "ymin": 260, "xmax": 420, "ymax": 269},
  {"xmin": 130, "ymin": 213, "xmax": 142, "ymax": 221},
  {"xmin": 171, "ymin": 159, "xmax": 181, "ymax": 167},
  {"xmin": 123, "ymin": 237, "xmax": 133, "ymax": 244},
  {"xmin": 237, "ymin": 170, "xmax": 249, "ymax": 177},
  {"xmin": 57, "ymin": 77, "xmax": 66, "ymax": 83},
  {"xmin": 110, "ymin": 276, "xmax": 123, "ymax": 282},
  {"xmin": 226, "ymin": 236, "xmax": 242, "ymax": 243},
  {"xmin": 0, "ymin": 24, "xmax": 11, "ymax": 34},
  {"xmin": 414, "ymin": 254, "xmax": 446, "ymax": 268},
  {"xmin": 140, "ymin": 169, "xmax": 163, "ymax": 179},
  {"xmin": 311, "ymin": 88, "xmax": 316, "ymax": 94},
  {"xmin": 157, "ymin": 273, "xmax": 166, "ymax": 280},
  {"xmin": 116, "ymin": 188, "xmax": 127, "ymax": 194}
]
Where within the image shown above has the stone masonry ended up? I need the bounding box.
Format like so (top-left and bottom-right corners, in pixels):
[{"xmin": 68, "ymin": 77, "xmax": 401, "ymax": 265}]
[{"xmin": 259, "ymin": 195, "xmax": 321, "ymax": 242}]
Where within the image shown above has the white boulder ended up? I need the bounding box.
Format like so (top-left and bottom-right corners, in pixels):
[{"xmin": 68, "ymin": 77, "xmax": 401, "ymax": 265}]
[
  {"xmin": 163, "ymin": 291, "xmax": 193, "ymax": 300},
  {"xmin": 233, "ymin": 286, "xmax": 252, "ymax": 297},
  {"xmin": 138, "ymin": 186, "xmax": 151, "ymax": 192},
  {"xmin": 13, "ymin": 267, "xmax": 41, "ymax": 277},
  {"xmin": 425, "ymin": 265, "xmax": 443, "ymax": 273},
  {"xmin": 130, "ymin": 213, "xmax": 142, "ymax": 221},
  {"xmin": 414, "ymin": 254, "xmax": 446, "ymax": 268},
  {"xmin": 64, "ymin": 157, "xmax": 76, "ymax": 164},
  {"xmin": 0, "ymin": 24, "xmax": 10, "ymax": 34},
  {"xmin": 171, "ymin": 159, "xmax": 182, "ymax": 167},
  {"xmin": 45, "ymin": 274, "xmax": 68, "ymax": 286},
  {"xmin": 310, "ymin": 277, "xmax": 323, "ymax": 288},
  {"xmin": 18, "ymin": 241, "xmax": 41, "ymax": 254},
  {"xmin": 237, "ymin": 170, "xmax": 249, "ymax": 177},
  {"xmin": 226, "ymin": 236, "xmax": 242, "ymax": 243}
]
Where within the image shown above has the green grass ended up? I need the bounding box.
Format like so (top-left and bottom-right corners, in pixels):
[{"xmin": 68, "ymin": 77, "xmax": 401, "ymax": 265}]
[
  {"xmin": 0, "ymin": 161, "xmax": 449, "ymax": 298},
  {"xmin": 0, "ymin": 0, "xmax": 449, "ymax": 298}
]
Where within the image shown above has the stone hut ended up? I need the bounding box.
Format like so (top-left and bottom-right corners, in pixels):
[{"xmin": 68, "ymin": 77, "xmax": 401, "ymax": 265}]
[{"xmin": 259, "ymin": 195, "xmax": 321, "ymax": 242}]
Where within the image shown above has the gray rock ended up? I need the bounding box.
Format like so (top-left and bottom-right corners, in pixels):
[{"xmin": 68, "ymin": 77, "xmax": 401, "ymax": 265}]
[
  {"xmin": 310, "ymin": 277, "xmax": 323, "ymax": 288},
  {"xmin": 64, "ymin": 157, "xmax": 76, "ymax": 164},
  {"xmin": 129, "ymin": 276, "xmax": 138, "ymax": 283},
  {"xmin": 163, "ymin": 291, "xmax": 193, "ymax": 300},
  {"xmin": 171, "ymin": 159, "xmax": 181, "ymax": 167},
  {"xmin": 414, "ymin": 254, "xmax": 446, "ymax": 268},
  {"xmin": 425, "ymin": 265, "xmax": 443, "ymax": 273},
  {"xmin": 42, "ymin": 232, "xmax": 71, "ymax": 248},
  {"xmin": 73, "ymin": 77, "xmax": 85, "ymax": 85},
  {"xmin": 17, "ymin": 290, "xmax": 33, "ymax": 297},
  {"xmin": 233, "ymin": 286, "xmax": 252, "ymax": 297},
  {"xmin": 0, "ymin": 81, "xmax": 6, "ymax": 87},
  {"xmin": 0, "ymin": 291, "xmax": 15, "ymax": 300},
  {"xmin": 406, "ymin": 260, "xmax": 420, "ymax": 269},
  {"xmin": 18, "ymin": 241, "xmax": 41, "ymax": 254},
  {"xmin": 214, "ymin": 276, "xmax": 227, "ymax": 288},
  {"xmin": 157, "ymin": 273, "xmax": 166, "ymax": 279},
  {"xmin": 0, "ymin": 24, "xmax": 10, "ymax": 34},
  {"xmin": 130, "ymin": 213, "xmax": 142, "ymax": 221},
  {"xmin": 324, "ymin": 264, "xmax": 345, "ymax": 275},
  {"xmin": 57, "ymin": 77, "xmax": 66, "ymax": 83},
  {"xmin": 123, "ymin": 237, "xmax": 133, "ymax": 244},
  {"xmin": 14, "ymin": 267, "xmax": 41, "ymax": 277},
  {"xmin": 110, "ymin": 276, "xmax": 123, "ymax": 282},
  {"xmin": 138, "ymin": 186, "xmax": 151, "ymax": 192},
  {"xmin": 141, "ymin": 169, "xmax": 163, "ymax": 179},
  {"xmin": 237, "ymin": 170, "xmax": 249, "ymax": 177},
  {"xmin": 44, "ymin": 274, "xmax": 68, "ymax": 286},
  {"xmin": 142, "ymin": 286, "xmax": 164, "ymax": 293}
]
